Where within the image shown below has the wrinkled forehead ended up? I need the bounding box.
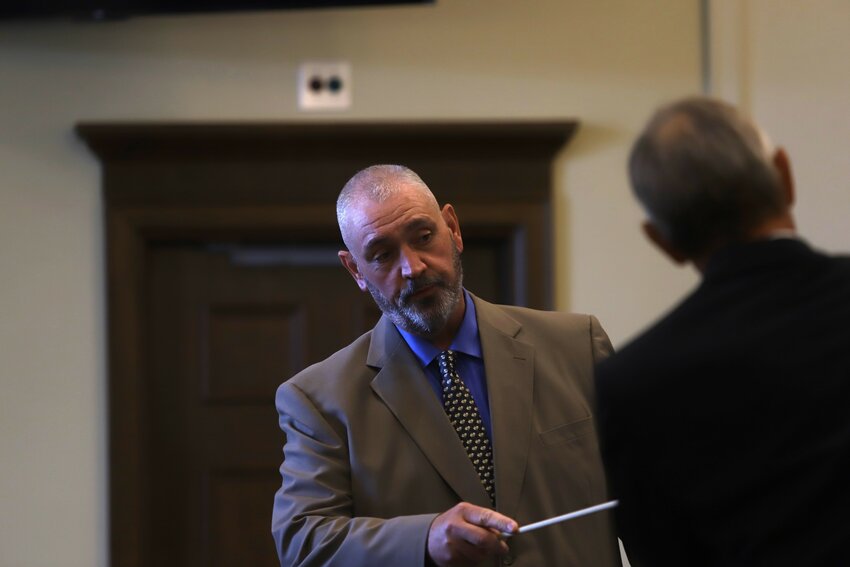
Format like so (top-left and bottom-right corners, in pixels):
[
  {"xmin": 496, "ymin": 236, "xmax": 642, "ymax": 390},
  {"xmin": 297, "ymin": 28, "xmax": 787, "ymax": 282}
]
[
  {"xmin": 353, "ymin": 182, "xmax": 437, "ymax": 219},
  {"xmin": 355, "ymin": 190, "xmax": 440, "ymax": 228},
  {"xmin": 342, "ymin": 187, "xmax": 441, "ymax": 248}
]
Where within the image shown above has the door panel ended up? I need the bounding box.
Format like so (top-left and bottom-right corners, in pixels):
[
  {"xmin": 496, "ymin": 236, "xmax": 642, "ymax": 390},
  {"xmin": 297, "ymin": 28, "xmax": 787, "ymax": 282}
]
[{"xmin": 148, "ymin": 245, "xmax": 379, "ymax": 567}]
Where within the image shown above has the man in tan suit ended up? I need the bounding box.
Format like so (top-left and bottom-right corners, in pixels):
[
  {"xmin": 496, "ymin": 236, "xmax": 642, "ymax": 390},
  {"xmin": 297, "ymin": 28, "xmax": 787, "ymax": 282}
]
[{"xmin": 272, "ymin": 165, "xmax": 620, "ymax": 566}]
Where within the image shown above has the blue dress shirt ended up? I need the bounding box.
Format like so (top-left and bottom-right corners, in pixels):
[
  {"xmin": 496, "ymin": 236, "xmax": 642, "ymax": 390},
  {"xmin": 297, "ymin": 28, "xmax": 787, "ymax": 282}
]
[{"xmin": 395, "ymin": 290, "xmax": 493, "ymax": 441}]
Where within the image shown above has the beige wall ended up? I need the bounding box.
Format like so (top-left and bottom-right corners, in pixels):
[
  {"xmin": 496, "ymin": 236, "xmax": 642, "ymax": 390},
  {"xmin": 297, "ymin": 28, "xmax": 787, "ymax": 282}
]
[
  {"xmin": 710, "ymin": 0, "xmax": 850, "ymax": 256},
  {"xmin": 9, "ymin": 0, "xmax": 847, "ymax": 564},
  {"xmin": 749, "ymin": 0, "xmax": 850, "ymax": 252}
]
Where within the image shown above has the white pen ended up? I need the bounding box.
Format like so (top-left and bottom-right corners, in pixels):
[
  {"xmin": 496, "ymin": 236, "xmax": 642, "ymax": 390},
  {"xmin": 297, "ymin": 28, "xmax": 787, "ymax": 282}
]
[{"xmin": 501, "ymin": 500, "xmax": 619, "ymax": 538}]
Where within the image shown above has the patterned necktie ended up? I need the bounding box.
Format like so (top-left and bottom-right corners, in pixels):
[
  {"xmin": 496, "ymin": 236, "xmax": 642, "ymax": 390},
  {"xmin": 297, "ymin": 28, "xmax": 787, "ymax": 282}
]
[{"xmin": 437, "ymin": 350, "xmax": 495, "ymax": 505}]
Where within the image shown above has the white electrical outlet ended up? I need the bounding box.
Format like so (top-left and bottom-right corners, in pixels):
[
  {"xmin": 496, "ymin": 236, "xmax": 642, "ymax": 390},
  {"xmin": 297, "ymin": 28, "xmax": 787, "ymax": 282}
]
[{"xmin": 297, "ymin": 61, "xmax": 352, "ymax": 111}]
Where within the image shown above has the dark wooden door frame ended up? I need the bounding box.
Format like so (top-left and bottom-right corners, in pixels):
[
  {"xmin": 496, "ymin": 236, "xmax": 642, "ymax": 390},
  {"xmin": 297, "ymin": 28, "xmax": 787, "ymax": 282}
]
[{"xmin": 77, "ymin": 121, "xmax": 577, "ymax": 567}]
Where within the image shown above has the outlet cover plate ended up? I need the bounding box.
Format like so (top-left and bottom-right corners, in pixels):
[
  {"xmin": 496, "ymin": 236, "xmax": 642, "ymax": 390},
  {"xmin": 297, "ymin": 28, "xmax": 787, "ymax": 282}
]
[{"xmin": 297, "ymin": 61, "xmax": 352, "ymax": 111}]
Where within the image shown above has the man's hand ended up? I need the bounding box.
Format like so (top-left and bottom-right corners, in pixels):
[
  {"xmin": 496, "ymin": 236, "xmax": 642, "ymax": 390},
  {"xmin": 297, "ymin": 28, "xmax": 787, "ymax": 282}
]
[{"xmin": 427, "ymin": 502, "xmax": 518, "ymax": 567}]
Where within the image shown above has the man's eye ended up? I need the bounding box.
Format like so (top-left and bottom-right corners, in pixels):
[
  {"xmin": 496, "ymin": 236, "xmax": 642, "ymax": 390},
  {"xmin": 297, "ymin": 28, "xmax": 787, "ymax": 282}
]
[
  {"xmin": 372, "ymin": 252, "xmax": 389, "ymax": 263},
  {"xmin": 419, "ymin": 232, "xmax": 433, "ymax": 244}
]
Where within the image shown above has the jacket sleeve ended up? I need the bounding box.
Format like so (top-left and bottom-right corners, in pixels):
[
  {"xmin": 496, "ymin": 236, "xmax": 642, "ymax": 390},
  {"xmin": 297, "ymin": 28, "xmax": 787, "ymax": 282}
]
[{"xmin": 271, "ymin": 380, "xmax": 438, "ymax": 567}]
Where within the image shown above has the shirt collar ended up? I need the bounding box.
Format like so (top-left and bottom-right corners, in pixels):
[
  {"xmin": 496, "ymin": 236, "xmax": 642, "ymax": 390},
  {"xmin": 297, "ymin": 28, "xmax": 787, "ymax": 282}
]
[{"xmin": 396, "ymin": 289, "xmax": 482, "ymax": 368}]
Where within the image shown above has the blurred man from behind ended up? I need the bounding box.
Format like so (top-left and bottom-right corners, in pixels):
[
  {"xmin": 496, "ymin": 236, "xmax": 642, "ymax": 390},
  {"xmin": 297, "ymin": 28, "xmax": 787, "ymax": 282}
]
[{"xmin": 595, "ymin": 96, "xmax": 850, "ymax": 566}]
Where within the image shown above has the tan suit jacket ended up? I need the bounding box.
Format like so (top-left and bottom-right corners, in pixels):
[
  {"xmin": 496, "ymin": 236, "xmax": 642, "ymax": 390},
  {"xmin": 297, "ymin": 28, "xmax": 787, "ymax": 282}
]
[{"xmin": 272, "ymin": 294, "xmax": 620, "ymax": 566}]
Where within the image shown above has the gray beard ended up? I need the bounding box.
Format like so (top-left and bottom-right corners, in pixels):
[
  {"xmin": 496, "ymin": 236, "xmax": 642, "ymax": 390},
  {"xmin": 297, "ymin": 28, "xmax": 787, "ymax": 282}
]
[{"xmin": 365, "ymin": 245, "xmax": 463, "ymax": 338}]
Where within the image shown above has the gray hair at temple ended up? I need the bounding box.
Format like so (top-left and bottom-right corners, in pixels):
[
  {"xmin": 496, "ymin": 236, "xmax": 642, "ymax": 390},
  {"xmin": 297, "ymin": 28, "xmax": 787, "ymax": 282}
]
[
  {"xmin": 336, "ymin": 164, "xmax": 438, "ymax": 251},
  {"xmin": 628, "ymin": 96, "xmax": 785, "ymax": 258}
]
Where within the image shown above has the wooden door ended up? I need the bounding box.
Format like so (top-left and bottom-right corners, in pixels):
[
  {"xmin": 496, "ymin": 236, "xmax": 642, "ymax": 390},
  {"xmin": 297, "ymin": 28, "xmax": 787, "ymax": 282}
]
[{"xmin": 147, "ymin": 244, "xmax": 377, "ymax": 566}]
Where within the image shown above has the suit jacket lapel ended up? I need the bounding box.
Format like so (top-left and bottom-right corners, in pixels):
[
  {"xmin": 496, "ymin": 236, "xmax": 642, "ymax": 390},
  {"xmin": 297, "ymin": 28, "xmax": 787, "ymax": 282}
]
[
  {"xmin": 368, "ymin": 315, "xmax": 490, "ymax": 506},
  {"xmin": 473, "ymin": 297, "xmax": 534, "ymax": 517}
]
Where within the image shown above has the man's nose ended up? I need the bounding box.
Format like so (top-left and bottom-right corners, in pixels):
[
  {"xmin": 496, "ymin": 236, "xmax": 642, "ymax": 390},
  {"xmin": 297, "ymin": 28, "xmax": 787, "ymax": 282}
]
[{"xmin": 399, "ymin": 247, "xmax": 426, "ymax": 279}]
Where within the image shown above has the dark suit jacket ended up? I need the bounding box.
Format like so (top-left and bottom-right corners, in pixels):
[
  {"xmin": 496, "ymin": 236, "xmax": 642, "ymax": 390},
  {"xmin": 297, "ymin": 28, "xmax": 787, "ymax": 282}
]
[
  {"xmin": 272, "ymin": 294, "xmax": 621, "ymax": 566},
  {"xmin": 595, "ymin": 239, "xmax": 850, "ymax": 566}
]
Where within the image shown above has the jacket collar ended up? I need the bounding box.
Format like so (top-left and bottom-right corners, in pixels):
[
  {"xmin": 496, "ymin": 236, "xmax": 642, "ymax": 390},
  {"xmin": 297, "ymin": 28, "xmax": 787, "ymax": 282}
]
[{"xmin": 703, "ymin": 237, "xmax": 822, "ymax": 283}]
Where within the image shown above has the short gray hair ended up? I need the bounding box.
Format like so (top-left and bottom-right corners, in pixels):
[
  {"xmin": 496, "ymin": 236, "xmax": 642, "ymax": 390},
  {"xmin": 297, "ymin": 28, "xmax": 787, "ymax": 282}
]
[
  {"xmin": 629, "ymin": 96, "xmax": 784, "ymax": 257},
  {"xmin": 336, "ymin": 165, "xmax": 438, "ymax": 250}
]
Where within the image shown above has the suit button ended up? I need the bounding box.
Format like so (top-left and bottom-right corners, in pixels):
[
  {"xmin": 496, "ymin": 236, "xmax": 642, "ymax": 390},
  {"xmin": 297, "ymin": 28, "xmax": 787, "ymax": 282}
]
[{"xmin": 502, "ymin": 552, "xmax": 515, "ymax": 565}]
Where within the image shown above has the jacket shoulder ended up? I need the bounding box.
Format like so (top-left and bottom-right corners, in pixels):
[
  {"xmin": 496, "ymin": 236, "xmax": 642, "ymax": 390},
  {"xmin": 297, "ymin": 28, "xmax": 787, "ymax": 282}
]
[
  {"xmin": 277, "ymin": 328, "xmax": 375, "ymax": 401},
  {"xmin": 485, "ymin": 301, "xmax": 598, "ymax": 331},
  {"xmin": 486, "ymin": 302, "xmax": 607, "ymax": 349}
]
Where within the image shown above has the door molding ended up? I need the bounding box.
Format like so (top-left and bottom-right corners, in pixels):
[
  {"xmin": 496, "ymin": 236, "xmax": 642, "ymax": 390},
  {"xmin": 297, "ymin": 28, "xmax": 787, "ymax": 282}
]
[{"xmin": 77, "ymin": 120, "xmax": 577, "ymax": 567}]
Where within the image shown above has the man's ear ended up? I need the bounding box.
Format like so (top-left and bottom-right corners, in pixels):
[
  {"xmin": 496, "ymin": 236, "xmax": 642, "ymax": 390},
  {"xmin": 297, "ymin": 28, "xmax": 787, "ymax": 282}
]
[
  {"xmin": 642, "ymin": 221, "xmax": 688, "ymax": 265},
  {"xmin": 338, "ymin": 250, "xmax": 368, "ymax": 292},
  {"xmin": 773, "ymin": 147, "xmax": 795, "ymax": 208},
  {"xmin": 441, "ymin": 204, "xmax": 464, "ymax": 253}
]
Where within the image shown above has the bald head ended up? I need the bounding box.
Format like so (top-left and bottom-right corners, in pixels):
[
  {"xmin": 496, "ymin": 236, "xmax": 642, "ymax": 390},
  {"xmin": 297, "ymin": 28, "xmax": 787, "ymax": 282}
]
[
  {"xmin": 629, "ymin": 96, "xmax": 788, "ymax": 260},
  {"xmin": 337, "ymin": 165, "xmax": 439, "ymax": 251}
]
